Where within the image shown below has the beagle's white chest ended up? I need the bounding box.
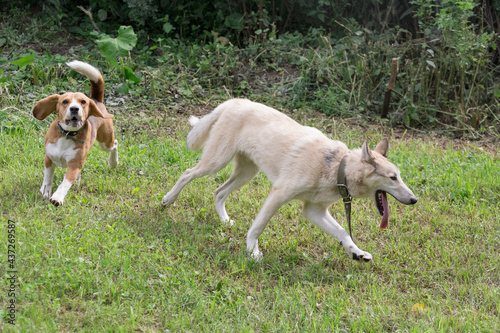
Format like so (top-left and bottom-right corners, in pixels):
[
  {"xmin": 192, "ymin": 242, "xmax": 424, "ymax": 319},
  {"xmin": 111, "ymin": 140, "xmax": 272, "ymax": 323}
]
[{"xmin": 45, "ymin": 137, "xmax": 80, "ymax": 168}]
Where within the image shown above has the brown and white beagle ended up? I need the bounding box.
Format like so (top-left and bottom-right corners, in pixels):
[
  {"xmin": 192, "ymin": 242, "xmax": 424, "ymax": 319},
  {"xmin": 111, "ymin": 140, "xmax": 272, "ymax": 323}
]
[{"xmin": 33, "ymin": 61, "xmax": 118, "ymax": 206}]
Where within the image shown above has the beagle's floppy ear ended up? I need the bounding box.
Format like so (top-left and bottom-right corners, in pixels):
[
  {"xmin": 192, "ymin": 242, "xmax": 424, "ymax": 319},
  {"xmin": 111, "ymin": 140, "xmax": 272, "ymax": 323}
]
[
  {"xmin": 33, "ymin": 95, "xmax": 60, "ymax": 120},
  {"xmin": 88, "ymin": 99, "xmax": 113, "ymax": 119}
]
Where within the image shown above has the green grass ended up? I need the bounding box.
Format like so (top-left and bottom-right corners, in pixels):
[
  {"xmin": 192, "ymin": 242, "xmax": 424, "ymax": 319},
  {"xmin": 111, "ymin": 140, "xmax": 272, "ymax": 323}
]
[
  {"xmin": 0, "ymin": 103, "xmax": 499, "ymax": 331},
  {"xmin": 0, "ymin": 13, "xmax": 498, "ymax": 329}
]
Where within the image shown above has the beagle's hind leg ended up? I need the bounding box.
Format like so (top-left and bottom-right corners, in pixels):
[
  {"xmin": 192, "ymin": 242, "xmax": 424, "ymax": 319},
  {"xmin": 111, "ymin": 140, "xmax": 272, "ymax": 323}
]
[
  {"xmin": 40, "ymin": 156, "xmax": 55, "ymax": 198},
  {"xmin": 98, "ymin": 139, "xmax": 118, "ymax": 169},
  {"xmin": 95, "ymin": 118, "xmax": 118, "ymax": 169}
]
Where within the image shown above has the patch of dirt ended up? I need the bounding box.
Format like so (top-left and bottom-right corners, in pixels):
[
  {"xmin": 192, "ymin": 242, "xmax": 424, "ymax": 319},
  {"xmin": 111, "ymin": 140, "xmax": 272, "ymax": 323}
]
[
  {"xmin": 389, "ymin": 126, "xmax": 499, "ymax": 157},
  {"xmin": 125, "ymin": 96, "xmax": 499, "ymax": 158},
  {"xmin": 25, "ymin": 40, "xmax": 92, "ymax": 56}
]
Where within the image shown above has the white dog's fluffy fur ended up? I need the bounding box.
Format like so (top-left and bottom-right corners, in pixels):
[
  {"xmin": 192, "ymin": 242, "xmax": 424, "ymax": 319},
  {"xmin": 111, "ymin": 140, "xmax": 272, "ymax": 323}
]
[{"xmin": 162, "ymin": 98, "xmax": 417, "ymax": 261}]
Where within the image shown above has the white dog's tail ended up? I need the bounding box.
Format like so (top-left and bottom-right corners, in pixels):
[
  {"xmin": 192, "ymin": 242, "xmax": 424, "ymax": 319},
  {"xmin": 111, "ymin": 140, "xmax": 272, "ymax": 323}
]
[{"xmin": 186, "ymin": 107, "xmax": 223, "ymax": 151}]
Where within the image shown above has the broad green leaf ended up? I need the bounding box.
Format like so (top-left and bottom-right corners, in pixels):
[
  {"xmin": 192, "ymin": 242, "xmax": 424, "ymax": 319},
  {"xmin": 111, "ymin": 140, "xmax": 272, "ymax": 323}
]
[
  {"xmin": 97, "ymin": 9, "xmax": 107, "ymax": 21},
  {"xmin": 494, "ymin": 85, "xmax": 500, "ymax": 98},
  {"xmin": 163, "ymin": 22, "xmax": 173, "ymax": 34},
  {"xmin": 116, "ymin": 83, "xmax": 129, "ymax": 95},
  {"xmin": 12, "ymin": 55, "xmax": 35, "ymax": 67},
  {"xmin": 121, "ymin": 65, "xmax": 140, "ymax": 84},
  {"xmin": 224, "ymin": 13, "xmax": 244, "ymax": 31},
  {"xmin": 96, "ymin": 26, "xmax": 137, "ymax": 68}
]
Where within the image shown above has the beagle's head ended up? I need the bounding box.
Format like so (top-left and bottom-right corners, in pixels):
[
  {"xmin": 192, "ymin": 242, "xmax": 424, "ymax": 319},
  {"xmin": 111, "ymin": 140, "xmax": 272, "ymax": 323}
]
[{"xmin": 33, "ymin": 92, "xmax": 112, "ymax": 131}]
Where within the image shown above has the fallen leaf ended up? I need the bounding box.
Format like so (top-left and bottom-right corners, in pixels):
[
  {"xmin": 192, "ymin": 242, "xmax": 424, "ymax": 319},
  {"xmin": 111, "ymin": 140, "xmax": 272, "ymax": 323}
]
[{"xmin": 411, "ymin": 303, "xmax": 427, "ymax": 314}]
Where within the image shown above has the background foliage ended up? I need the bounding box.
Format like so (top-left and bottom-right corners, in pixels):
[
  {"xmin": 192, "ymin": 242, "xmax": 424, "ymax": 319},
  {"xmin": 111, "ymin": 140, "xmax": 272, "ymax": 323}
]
[{"xmin": 1, "ymin": 0, "xmax": 499, "ymax": 137}]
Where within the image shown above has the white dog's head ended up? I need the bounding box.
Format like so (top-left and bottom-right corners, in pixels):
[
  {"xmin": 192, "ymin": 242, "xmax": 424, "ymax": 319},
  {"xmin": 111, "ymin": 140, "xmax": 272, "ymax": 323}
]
[{"xmin": 349, "ymin": 138, "xmax": 417, "ymax": 228}]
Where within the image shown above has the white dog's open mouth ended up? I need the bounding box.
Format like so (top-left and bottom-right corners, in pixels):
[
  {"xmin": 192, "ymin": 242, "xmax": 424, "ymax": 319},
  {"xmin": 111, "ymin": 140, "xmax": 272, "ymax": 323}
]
[{"xmin": 375, "ymin": 190, "xmax": 390, "ymax": 229}]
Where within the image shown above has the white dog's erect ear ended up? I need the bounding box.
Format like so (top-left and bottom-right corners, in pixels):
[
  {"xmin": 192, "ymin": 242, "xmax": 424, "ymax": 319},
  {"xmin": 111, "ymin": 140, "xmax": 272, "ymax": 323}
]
[
  {"xmin": 374, "ymin": 138, "xmax": 389, "ymax": 157},
  {"xmin": 361, "ymin": 141, "xmax": 375, "ymax": 164},
  {"xmin": 33, "ymin": 95, "xmax": 60, "ymax": 120}
]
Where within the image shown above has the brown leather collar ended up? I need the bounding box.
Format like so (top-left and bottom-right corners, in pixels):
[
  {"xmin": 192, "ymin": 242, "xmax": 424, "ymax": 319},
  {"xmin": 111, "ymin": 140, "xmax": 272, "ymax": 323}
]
[{"xmin": 337, "ymin": 153, "xmax": 355, "ymax": 243}]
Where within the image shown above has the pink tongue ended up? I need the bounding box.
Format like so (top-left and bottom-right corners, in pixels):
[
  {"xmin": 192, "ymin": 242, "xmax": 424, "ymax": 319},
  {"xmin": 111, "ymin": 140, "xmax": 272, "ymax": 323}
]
[{"xmin": 380, "ymin": 191, "xmax": 390, "ymax": 229}]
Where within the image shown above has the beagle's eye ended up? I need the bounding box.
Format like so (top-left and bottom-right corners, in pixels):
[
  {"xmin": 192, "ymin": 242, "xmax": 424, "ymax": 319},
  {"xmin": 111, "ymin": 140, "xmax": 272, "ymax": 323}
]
[
  {"xmin": 390, "ymin": 176, "xmax": 398, "ymax": 181},
  {"xmin": 62, "ymin": 100, "xmax": 69, "ymax": 105},
  {"xmin": 80, "ymin": 100, "xmax": 87, "ymax": 105}
]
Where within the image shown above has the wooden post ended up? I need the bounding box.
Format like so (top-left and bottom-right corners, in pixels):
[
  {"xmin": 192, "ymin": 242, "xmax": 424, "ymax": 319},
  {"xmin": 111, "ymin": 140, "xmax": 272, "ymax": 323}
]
[{"xmin": 381, "ymin": 58, "xmax": 398, "ymax": 118}]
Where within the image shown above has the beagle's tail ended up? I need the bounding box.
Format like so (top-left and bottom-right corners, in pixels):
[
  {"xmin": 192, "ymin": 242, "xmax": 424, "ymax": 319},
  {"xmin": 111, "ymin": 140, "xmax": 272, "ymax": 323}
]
[{"xmin": 67, "ymin": 60, "xmax": 105, "ymax": 103}]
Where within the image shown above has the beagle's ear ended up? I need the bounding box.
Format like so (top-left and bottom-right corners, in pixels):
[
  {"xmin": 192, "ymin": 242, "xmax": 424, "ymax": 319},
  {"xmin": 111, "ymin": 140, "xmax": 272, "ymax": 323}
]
[
  {"xmin": 374, "ymin": 138, "xmax": 389, "ymax": 157},
  {"xmin": 89, "ymin": 99, "xmax": 113, "ymax": 119},
  {"xmin": 33, "ymin": 95, "xmax": 60, "ymax": 120}
]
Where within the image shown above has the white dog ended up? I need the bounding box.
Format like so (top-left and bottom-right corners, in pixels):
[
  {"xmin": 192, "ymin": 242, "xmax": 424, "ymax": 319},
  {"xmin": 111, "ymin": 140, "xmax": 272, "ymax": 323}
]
[{"xmin": 162, "ymin": 99, "xmax": 417, "ymax": 261}]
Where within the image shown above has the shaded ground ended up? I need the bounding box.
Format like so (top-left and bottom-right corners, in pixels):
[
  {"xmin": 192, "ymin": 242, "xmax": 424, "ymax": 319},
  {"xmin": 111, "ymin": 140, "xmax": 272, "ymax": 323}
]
[{"xmin": 1, "ymin": 12, "xmax": 498, "ymax": 158}]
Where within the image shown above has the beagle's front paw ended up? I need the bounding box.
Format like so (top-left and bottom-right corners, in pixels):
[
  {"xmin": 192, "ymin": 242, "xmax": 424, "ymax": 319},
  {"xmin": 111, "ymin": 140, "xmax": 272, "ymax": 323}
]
[
  {"xmin": 40, "ymin": 184, "xmax": 52, "ymax": 199},
  {"xmin": 49, "ymin": 194, "xmax": 64, "ymax": 207}
]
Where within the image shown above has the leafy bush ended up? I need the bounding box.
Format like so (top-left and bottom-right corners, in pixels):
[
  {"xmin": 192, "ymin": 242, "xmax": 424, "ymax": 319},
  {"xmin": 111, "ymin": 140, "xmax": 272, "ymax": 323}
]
[{"xmin": 0, "ymin": 0, "xmax": 499, "ymax": 138}]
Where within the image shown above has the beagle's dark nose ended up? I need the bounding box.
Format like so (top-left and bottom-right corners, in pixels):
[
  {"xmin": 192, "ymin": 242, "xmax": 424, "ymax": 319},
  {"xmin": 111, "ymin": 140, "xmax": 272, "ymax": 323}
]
[{"xmin": 70, "ymin": 106, "xmax": 80, "ymax": 114}]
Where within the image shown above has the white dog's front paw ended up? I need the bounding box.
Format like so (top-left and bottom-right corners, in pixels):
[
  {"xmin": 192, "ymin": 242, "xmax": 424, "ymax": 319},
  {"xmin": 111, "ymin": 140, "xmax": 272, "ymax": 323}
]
[
  {"xmin": 350, "ymin": 248, "xmax": 372, "ymax": 262},
  {"xmin": 250, "ymin": 249, "xmax": 263, "ymax": 261},
  {"xmin": 221, "ymin": 218, "xmax": 234, "ymax": 227},
  {"xmin": 161, "ymin": 193, "xmax": 176, "ymax": 207},
  {"xmin": 341, "ymin": 240, "xmax": 372, "ymax": 262}
]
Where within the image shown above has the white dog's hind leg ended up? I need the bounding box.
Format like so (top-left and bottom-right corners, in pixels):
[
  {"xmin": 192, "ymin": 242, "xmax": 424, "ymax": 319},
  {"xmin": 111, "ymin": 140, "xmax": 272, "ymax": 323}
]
[
  {"xmin": 214, "ymin": 154, "xmax": 259, "ymax": 225},
  {"xmin": 302, "ymin": 202, "xmax": 372, "ymax": 262},
  {"xmin": 161, "ymin": 167, "xmax": 208, "ymax": 207},
  {"xmin": 246, "ymin": 186, "xmax": 291, "ymax": 260},
  {"xmin": 161, "ymin": 156, "xmax": 234, "ymax": 207},
  {"xmin": 162, "ymin": 136, "xmax": 237, "ymax": 207}
]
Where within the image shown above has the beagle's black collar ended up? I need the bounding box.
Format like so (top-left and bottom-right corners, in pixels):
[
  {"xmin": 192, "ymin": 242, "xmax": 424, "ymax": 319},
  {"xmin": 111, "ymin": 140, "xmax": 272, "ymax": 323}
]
[{"xmin": 57, "ymin": 122, "xmax": 85, "ymax": 144}]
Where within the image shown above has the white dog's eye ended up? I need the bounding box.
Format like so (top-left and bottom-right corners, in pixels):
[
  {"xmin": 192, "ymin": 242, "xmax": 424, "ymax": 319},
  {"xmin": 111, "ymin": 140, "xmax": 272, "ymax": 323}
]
[{"xmin": 390, "ymin": 176, "xmax": 398, "ymax": 181}]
